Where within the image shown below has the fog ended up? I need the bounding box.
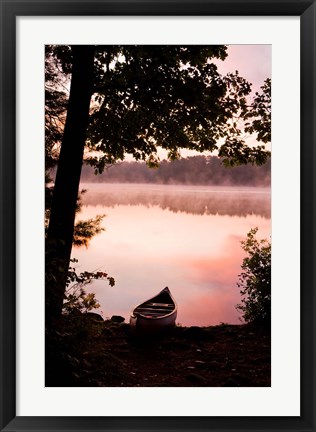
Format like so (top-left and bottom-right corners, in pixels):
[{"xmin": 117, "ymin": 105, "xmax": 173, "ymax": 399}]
[{"xmin": 80, "ymin": 183, "xmax": 271, "ymax": 218}]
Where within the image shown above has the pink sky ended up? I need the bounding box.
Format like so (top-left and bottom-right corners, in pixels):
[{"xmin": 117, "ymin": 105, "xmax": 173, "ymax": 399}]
[{"xmin": 216, "ymin": 45, "xmax": 271, "ymax": 94}]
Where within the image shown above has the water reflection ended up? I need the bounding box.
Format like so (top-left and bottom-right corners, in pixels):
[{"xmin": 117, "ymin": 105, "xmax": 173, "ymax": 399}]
[
  {"xmin": 74, "ymin": 183, "xmax": 271, "ymax": 326},
  {"xmin": 80, "ymin": 183, "xmax": 270, "ymax": 218}
]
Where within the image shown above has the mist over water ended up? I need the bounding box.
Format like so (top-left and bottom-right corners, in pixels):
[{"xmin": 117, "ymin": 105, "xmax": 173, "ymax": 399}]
[
  {"xmin": 80, "ymin": 183, "xmax": 270, "ymax": 218},
  {"xmin": 73, "ymin": 183, "xmax": 271, "ymax": 326}
]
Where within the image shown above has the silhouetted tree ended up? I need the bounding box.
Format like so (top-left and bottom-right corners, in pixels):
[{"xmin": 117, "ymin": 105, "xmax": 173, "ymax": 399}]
[{"xmin": 46, "ymin": 46, "xmax": 95, "ymax": 322}]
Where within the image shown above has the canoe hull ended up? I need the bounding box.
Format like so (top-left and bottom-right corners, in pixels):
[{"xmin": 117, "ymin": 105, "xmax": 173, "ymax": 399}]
[
  {"xmin": 130, "ymin": 287, "xmax": 177, "ymax": 334},
  {"xmin": 130, "ymin": 310, "xmax": 177, "ymax": 333}
]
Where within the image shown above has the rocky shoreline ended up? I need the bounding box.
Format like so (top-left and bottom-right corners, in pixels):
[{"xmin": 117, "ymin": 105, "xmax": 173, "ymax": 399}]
[{"xmin": 46, "ymin": 314, "xmax": 271, "ymax": 387}]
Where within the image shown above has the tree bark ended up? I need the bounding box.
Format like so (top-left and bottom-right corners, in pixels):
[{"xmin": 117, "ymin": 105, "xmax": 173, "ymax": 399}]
[{"xmin": 46, "ymin": 45, "xmax": 95, "ymax": 324}]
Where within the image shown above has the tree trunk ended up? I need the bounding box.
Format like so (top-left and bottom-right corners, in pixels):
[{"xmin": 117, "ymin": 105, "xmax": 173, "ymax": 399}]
[{"xmin": 46, "ymin": 45, "xmax": 95, "ymax": 324}]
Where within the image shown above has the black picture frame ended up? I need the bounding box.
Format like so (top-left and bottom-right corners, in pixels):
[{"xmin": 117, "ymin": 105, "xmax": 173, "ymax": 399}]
[{"xmin": 1, "ymin": 1, "xmax": 315, "ymax": 431}]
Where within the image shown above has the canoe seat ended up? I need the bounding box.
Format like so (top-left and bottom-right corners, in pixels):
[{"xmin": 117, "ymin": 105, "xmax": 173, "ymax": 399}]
[{"xmin": 135, "ymin": 304, "xmax": 174, "ymax": 317}]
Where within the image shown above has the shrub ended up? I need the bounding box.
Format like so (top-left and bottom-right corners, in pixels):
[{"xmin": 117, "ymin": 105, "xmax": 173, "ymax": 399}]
[
  {"xmin": 63, "ymin": 259, "xmax": 115, "ymax": 314},
  {"xmin": 236, "ymin": 228, "xmax": 271, "ymax": 325}
]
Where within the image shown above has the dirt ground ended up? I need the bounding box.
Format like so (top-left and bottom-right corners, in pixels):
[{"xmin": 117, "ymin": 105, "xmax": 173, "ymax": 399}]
[{"xmin": 46, "ymin": 315, "xmax": 271, "ymax": 387}]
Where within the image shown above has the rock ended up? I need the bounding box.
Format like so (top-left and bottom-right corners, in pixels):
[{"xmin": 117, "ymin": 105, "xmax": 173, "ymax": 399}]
[
  {"xmin": 111, "ymin": 315, "xmax": 125, "ymax": 323},
  {"xmin": 85, "ymin": 312, "xmax": 104, "ymax": 321}
]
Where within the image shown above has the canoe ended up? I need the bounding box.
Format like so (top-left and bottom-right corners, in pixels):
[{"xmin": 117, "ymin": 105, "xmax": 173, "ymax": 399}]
[{"xmin": 130, "ymin": 287, "xmax": 177, "ymax": 333}]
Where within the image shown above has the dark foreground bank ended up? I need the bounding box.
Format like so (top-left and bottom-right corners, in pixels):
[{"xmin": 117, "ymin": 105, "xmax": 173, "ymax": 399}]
[{"xmin": 46, "ymin": 315, "xmax": 270, "ymax": 387}]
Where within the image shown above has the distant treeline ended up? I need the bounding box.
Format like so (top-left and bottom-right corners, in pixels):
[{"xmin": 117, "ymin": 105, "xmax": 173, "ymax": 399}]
[
  {"xmin": 81, "ymin": 185, "xmax": 271, "ymax": 218},
  {"xmin": 79, "ymin": 155, "xmax": 271, "ymax": 186}
]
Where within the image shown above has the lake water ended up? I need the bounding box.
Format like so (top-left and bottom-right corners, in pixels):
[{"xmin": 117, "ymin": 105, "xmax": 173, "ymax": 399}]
[{"xmin": 72, "ymin": 183, "xmax": 271, "ymax": 326}]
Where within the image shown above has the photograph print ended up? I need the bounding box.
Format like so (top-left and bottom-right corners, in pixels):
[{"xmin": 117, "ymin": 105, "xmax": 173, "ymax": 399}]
[{"xmin": 45, "ymin": 44, "xmax": 271, "ymax": 387}]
